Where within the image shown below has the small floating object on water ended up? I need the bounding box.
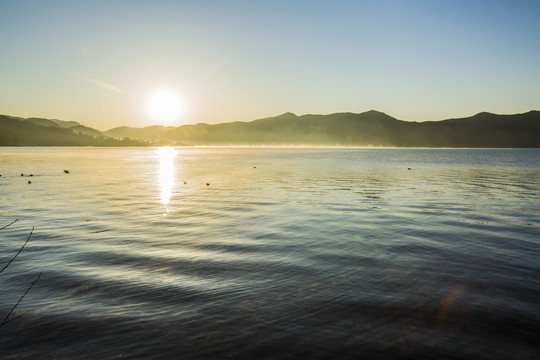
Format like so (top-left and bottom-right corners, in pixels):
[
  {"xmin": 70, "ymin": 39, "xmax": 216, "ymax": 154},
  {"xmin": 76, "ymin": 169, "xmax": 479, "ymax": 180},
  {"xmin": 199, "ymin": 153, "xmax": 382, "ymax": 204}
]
[
  {"xmin": 20, "ymin": 173, "xmax": 24, "ymax": 176},
  {"xmin": 184, "ymin": 181, "xmax": 187, "ymax": 184},
  {"xmin": 64, "ymin": 170, "xmax": 70, "ymax": 174},
  {"xmin": 408, "ymin": 168, "xmax": 411, "ymax": 170},
  {"xmin": 29, "ymin": 174, "xmax": 34, "ymax": 177},
  {"xmin": 253, "ymin": 166, "xmax": 256, "ymax": 168},
  {"xmin": 28, "ymin": 180, "xmax": 32, "ymax": 184},
  {"xmin": 206, "ymin": 183, "xmax": 210, "ymax": 186}
]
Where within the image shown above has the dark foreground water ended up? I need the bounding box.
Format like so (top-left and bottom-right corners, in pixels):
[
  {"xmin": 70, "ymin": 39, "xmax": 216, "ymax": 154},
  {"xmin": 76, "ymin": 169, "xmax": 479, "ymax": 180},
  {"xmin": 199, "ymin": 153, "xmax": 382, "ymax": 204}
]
[{"xmin": 1, "ymin": 147, "xmax": 539, "ymax": 359}]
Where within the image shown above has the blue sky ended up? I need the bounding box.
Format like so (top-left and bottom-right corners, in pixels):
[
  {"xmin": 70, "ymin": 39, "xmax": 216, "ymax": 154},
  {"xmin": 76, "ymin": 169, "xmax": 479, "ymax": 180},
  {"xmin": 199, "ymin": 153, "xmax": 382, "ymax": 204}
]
[{"xmin": 1, "ymin": 0, "xmax": 539, "ymax": 129}]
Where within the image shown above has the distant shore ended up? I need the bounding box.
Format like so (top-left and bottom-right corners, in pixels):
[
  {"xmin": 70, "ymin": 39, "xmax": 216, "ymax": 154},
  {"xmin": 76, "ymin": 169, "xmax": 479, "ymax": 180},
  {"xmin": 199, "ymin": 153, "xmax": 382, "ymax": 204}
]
[{"xmin": 2, "ymin": 110, "xmax": 539, "ymax": 147}]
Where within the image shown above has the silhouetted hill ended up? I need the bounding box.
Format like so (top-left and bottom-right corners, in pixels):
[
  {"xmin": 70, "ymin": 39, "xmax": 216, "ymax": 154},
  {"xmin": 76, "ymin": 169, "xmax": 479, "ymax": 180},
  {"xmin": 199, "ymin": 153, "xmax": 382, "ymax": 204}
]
[
  {"xmin": 69, "ymin": 124, "xmax": 106, "ymax": 138},
  {"xmin": 25, "ymin": 117, "xmax": 62, "ymax": 128},
  {"xmin": 25, "ymin": 117, "xmax": 81, "ymax": 128},
  {"xmin": 391, "ymin": 111, "xmax": 540, "ymax": 147},
  {"xmin": 0, "ymin": 115, "xmax": 148, "ymax": 146},
  {"xmin": 109, "ymin": 110, "xmax": 538, "ymax": 147},
  {"xmin": 2, "ymin": 111, "xmax": 539, "ymax": 147},
  {"xmin": 104, "ymin": 125, "xmax": 176, "ymax": 142}
]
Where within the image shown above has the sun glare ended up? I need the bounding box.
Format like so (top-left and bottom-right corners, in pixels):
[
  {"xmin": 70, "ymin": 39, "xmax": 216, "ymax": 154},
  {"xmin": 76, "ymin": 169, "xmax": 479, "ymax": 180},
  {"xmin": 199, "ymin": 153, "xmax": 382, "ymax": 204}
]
[
  {"xmin": 157, "ymin": 146, "xmax": 176, "ymax": 205},
  {"xmin": 147, "ymin": 89, "xmax": 185, "ymax": 125}
]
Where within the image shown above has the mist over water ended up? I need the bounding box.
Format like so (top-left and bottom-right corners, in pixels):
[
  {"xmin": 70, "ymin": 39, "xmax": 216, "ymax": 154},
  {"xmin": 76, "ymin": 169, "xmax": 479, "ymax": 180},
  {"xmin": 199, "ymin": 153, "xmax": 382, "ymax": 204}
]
[{"xmin": 1, "ymin": 147, "xmax": 539, "ymax": 359}]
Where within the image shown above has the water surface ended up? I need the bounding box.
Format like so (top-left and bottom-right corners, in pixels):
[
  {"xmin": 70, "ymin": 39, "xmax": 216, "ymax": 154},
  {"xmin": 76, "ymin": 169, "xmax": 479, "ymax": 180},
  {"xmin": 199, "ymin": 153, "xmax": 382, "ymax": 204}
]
[{"xmin": 1, "ymin": 147, "xmax": 539, "ymax": 359}]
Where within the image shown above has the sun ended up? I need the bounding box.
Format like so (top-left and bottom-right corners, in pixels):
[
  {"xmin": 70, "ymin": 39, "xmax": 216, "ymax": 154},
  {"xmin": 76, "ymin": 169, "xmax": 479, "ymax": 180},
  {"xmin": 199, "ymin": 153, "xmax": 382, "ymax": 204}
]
[{"xmin": 147, "ymin": 89, "xmax": 185, "ymax": 125}]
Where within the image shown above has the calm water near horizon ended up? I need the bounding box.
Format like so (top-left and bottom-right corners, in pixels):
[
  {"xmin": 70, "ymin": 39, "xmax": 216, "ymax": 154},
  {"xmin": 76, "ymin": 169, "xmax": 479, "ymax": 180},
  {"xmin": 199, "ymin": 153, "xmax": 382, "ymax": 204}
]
[{"xmin": 1, "ymin": 147, "xmax": 539, "ymax": 359}]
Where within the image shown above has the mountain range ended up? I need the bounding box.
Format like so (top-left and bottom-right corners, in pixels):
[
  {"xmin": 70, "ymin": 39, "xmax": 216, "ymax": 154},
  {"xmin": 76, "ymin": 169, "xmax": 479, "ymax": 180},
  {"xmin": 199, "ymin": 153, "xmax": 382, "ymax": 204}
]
[
  {"xmin": 0, "ymin": 115, "xmax": 147, "ymax": 146},
  {"xmin": 1, "ymin": 110, "xmax": 539, "ymax": 147}
]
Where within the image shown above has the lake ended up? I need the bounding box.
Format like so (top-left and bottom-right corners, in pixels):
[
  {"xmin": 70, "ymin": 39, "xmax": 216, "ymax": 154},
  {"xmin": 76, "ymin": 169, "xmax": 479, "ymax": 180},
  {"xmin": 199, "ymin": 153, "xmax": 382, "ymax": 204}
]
[{"xmin": 1, "ymin": 147, "xmax": 539, "ymax": 359}]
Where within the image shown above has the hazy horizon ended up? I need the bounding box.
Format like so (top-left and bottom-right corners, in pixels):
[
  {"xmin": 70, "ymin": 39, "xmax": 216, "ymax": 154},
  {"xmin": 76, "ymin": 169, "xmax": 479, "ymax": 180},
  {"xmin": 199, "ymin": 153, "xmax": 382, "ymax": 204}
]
[
  {"xmin": 4, "ymin": 108, "xmax": 540, "ymax": 133},
  {"xmin": 1, "ymin": 0, "xmax": 539, "ymax": 130}
]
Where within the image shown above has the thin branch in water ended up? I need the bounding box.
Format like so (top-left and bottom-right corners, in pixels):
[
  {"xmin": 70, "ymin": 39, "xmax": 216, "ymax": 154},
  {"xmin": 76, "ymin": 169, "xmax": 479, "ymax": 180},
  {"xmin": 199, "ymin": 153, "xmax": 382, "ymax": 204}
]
[
  {"xmin": 0, "ymin": 271, "xmax": 42, "ymax": 327},
  {"xmin": 0, "ymin": 219, "xmax": 19, "ymax": 230},
  {"xmin": 0, "ymin": 226, "xmax": 34, "ymax": 274}
]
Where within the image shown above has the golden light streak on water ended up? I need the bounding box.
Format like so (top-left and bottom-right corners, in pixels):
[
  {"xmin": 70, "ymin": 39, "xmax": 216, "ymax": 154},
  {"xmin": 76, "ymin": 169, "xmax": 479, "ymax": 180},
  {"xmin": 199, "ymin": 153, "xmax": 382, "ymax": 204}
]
[{"xmin": 157, "ymin": 147, "xmax": 176, "ymax": 206}]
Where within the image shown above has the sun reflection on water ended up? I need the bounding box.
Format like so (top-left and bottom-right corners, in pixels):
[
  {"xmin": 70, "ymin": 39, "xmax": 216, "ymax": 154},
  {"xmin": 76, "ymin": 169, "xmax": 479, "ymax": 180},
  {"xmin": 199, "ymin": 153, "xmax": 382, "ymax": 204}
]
[{"xmin": 157, "ymin": 146, "xmax": 176, "ymax": 206}]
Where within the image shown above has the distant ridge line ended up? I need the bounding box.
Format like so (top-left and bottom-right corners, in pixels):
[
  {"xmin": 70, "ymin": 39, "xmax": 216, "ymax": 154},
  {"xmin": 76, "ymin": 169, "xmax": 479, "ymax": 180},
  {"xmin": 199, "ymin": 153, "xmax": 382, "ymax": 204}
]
[{"xmin": 1, "ymin": 110, "xmax": 539, "ymax": 147}]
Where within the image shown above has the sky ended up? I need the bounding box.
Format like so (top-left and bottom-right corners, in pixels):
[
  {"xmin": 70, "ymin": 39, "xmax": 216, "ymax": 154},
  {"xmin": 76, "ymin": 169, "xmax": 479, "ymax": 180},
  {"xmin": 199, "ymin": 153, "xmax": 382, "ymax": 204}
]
[{"xmin": 1, "ymin": 0, "xmax": 539, "ymax": 130}]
